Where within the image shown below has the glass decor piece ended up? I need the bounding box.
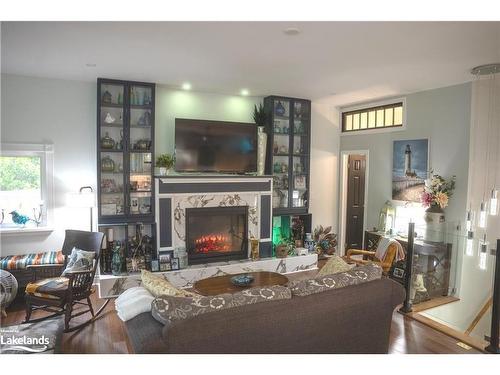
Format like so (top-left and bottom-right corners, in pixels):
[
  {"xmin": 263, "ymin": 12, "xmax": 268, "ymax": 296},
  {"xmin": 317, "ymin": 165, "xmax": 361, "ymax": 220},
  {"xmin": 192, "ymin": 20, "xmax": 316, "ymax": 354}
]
[
  {"xmin": 466, "ymin": 231, "xmax": 474, "ymax": 256},
  {"xmin": 489, "ymin": 189, "xmax": 498, "ymax": 216},
  {"xmin": 478, "ymin": 201, "xmax": 488, "ymax": 228},
  {"xmin": 478, "ymin": 234, "xmax": 488, "ymax": 270}
]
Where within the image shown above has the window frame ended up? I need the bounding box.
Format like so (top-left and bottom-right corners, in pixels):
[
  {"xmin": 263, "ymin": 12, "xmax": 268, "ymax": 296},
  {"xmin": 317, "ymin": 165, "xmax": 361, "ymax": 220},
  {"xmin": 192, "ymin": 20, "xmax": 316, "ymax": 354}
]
[
  {"xmin": 340, "ymin": 97, "xmax": 407, "ymax": 136},
  {"xmin": 0, "ymin": 143, "xmax": 54, "ymax": 234}
]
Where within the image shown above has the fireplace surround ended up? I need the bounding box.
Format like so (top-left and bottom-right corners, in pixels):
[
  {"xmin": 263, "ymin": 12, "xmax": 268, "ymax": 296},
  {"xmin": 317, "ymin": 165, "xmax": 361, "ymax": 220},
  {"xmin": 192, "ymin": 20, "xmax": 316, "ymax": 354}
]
[{"xmin": 185, "ymin": 206, "xmax": 249, "ymax": 264}]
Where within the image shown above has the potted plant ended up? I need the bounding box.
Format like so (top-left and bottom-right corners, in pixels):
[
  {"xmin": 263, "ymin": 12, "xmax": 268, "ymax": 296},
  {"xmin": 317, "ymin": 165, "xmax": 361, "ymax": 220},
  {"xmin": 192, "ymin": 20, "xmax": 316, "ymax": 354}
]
[
  {"xmin": 313, "ymin": 225, "xmax": 337, "ymax": 258},
  {"xmin": 156, "ymin": 154, "xmax": 175, "ymax": 176},
  {"xmin": 253, "ymin": 103, "xmax": 269, "ymax": 175}
]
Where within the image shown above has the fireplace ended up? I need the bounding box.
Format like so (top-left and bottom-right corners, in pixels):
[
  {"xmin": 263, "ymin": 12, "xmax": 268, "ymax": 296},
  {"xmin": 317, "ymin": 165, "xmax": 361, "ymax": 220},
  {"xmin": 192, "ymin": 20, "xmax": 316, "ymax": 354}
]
[{"xmin": 185, "ymin": 206, "xmax": 249, "ymax": 264}]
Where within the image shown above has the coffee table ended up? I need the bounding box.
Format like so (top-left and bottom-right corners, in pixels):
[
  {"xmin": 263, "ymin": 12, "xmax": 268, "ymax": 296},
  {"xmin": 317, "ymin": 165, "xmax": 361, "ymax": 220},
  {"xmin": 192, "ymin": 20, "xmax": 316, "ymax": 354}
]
[{"xmin": 193, "ymin": 271, "xmax": 289, "ymax": 296}]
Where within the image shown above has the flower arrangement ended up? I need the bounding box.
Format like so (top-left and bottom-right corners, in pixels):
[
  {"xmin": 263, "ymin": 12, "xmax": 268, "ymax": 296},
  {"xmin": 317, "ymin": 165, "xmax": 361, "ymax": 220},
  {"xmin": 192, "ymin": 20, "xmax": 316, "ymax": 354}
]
[
  {"xmin": 420, "ymin": 172, "xmax": 456, "ymax": 210},
  {"xmin": 313, "ymin": 225, "xmax": 337, "ymax": 256}
]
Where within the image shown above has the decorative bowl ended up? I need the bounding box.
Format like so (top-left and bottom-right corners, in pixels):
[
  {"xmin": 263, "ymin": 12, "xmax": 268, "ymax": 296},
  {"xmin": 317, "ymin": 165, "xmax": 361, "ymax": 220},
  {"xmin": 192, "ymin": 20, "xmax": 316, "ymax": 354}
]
[{"xmin": 230, "ymin": 274, "xmax": 254, "ymax": 287}]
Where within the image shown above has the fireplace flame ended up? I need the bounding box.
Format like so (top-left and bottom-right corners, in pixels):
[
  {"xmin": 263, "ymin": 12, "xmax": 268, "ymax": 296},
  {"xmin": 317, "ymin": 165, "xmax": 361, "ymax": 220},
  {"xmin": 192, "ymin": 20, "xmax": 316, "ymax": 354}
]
[{"xmin": 194, "ymin": 234, "xmax": 231, "ymax": 253}]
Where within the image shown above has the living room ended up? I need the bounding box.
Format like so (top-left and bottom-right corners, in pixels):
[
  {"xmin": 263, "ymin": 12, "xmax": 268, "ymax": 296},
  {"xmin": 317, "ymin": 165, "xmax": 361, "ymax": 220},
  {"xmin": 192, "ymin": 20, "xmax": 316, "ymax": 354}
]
[{"xmin": 1, "ymin": 2, "xmax": 500, "ymax": 371}]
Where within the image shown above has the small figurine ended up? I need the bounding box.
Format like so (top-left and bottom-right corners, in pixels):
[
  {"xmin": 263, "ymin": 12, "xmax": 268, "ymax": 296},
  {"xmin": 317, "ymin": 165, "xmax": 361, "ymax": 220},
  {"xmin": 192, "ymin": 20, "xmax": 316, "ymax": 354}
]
[
  {"xmin": 9, "ymin": 211, "xmax": 31, "ymax": 226},
  {"xmin": 102, "ymin": 90, "xmax": 112, "ymax": 104},
  {"xmin": 104, "ymin": 113, "xmax": 115, "ymax": 124}
]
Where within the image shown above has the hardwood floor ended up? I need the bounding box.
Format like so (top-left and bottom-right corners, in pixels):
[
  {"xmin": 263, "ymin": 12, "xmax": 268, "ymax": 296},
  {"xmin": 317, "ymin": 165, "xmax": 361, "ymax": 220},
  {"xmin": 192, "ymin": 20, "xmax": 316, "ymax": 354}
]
[{"xmin": 2, "ymin": 292, "xmax": 482, "ymax": 354}]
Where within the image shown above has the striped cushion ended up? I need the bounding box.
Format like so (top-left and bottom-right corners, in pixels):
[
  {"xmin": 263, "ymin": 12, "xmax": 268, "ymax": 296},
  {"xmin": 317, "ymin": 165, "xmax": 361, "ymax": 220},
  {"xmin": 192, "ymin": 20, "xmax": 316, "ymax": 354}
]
[
  {"xmin": 25, "ymin": 277, "xmax": 69, "ymax": 300},
  {"xmin": 0, "ymin": 251, "xmax": 65, "ymax": 270}
]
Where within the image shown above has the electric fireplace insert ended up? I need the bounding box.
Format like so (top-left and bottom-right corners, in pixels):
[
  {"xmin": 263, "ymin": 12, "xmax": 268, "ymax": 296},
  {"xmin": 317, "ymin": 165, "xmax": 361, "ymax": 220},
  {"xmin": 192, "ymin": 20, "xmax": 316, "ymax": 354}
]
[{"xmin": 185, "ymin": 206, "xmax": 249, "ymax": 265}]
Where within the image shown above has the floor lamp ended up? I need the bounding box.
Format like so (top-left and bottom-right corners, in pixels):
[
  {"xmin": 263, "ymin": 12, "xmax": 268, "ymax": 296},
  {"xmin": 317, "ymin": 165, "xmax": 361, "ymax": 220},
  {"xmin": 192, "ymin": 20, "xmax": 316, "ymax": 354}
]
[{"xmin": 67, "ymin": 186, "xmax": 96, "ymax": 231}]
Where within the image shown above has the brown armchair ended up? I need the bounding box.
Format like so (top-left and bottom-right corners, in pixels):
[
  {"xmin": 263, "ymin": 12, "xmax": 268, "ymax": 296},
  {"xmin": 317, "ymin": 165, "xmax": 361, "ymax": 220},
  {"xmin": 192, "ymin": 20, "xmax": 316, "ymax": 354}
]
[
  {"xmin": 24, "ymin": 230, "xmax": 105, "ymax": 332},
  {"xmin": 344, "ymin": 243, "xmax": 401, "ymax": 275}
]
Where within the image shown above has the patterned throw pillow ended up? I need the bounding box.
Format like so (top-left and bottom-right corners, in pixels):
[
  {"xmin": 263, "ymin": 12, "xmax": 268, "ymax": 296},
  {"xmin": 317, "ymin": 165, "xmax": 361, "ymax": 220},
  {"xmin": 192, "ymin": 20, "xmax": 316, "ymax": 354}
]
[
  {"xmin": 288, "ymin": 263, "xmax": 382, "ymax": 297},
  {"xmin": 141, "ymin": 269, "xmax": 198, "ymax": 298},
  {"xmin": 316, "ymin": 255, "xmax": 354, "ymax": 277},
  {"xmin": 62, "ymin": 247, "xmax": 95, "ymax": 275},
  {"xmin": 151, "ymin": 285, "xmax": 291, "ymax": 325}
]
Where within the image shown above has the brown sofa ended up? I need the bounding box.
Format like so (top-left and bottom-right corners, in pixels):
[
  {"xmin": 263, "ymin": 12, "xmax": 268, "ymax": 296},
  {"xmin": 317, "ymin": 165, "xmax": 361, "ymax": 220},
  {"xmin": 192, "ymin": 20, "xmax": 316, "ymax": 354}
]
[{"xmin": 123, "ymin": 277, "xmax": 405, "ymax": 354}]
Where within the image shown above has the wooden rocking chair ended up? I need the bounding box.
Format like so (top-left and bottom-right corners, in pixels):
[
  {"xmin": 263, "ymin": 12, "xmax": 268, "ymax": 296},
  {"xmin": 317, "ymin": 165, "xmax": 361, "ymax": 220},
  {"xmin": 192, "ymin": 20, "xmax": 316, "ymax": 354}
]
[
  {"xmin": 24, "ymin": 230, "xmax": 108, "ymax": 332},
  {"xmin": 344, "ymin": 242, "xmax": 401, "ymax": 275}
]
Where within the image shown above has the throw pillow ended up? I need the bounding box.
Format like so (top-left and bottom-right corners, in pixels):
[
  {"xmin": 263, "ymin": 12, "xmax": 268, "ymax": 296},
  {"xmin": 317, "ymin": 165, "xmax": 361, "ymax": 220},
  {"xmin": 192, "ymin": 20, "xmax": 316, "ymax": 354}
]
[
  {"xmin": 151, "ymin": 285, "xmax": 291, "ymax": 326},
  {"xmin": 62, "ymin": 247, "xmax": 95, "ymax": 275},
  {"xmin": 316, "ymin": 255, "xmax": 354, "ymax": 277},
  {"xmin": 141, "ymin": 269, "xmax": 198, "ymax": 298},
  {"xmin": 288, "ymin": 263, "xmax": 382, "ymax": 297}
]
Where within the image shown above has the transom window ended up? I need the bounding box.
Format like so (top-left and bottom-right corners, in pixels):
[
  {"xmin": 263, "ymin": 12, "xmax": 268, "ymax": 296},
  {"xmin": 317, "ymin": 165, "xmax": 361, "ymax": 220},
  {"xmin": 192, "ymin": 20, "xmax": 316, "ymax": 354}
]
[
  {"xmin": 0, "ymin": 144, "xmax": 53, "ymax": 231},
  {"xmin": 342, "ymin": 101, "xmax": 404, "ymax": 133}
]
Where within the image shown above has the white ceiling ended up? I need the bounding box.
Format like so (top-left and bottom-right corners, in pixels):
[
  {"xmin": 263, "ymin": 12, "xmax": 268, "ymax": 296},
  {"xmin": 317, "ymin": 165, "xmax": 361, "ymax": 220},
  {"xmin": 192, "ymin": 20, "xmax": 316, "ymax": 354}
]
[{"xmin": 2, "ymin": 21, "xmax": 500, "ymax": 106}]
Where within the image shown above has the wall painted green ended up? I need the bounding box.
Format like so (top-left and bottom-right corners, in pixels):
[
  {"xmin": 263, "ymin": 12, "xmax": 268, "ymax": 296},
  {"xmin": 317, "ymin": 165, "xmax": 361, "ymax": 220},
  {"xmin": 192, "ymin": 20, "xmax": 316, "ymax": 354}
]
[{"xmin": 340, "ymin": 83, "xmax": 471, "ymax": 229}]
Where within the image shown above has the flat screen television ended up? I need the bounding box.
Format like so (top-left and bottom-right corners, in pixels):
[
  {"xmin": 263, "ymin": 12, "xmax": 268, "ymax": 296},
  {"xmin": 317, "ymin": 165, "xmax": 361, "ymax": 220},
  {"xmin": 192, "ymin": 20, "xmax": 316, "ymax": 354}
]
[{"xmin": 175, "ymin": 118, "xmax": 257, "ymax": 173}]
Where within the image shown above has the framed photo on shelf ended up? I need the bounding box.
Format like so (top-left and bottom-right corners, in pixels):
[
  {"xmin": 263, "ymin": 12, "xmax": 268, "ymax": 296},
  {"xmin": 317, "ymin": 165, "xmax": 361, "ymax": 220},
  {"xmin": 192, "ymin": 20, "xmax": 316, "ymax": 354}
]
[
  {"xmin": 151, "ymin": 260, "xmax": 160, "ymax": 272},
  {"xmin": 159, "ymin": 261, "xmax": 172, "ymax": 272},
  {"xmin": 171, "ymin": 257, "xmax": 180, "ymax": 270},
  {"xmin": 158, "ymin": 250, "xmax": 174, "ymax": 263},
  {"xmin": 294, "ymin": 175, "xmax": 306, "ymax": 190}
]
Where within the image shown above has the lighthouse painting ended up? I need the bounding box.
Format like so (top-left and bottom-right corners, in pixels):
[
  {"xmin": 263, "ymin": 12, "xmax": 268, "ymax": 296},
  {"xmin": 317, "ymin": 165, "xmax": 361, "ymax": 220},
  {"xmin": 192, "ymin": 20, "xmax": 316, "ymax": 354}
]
[{"xmin": 392, "ymin": 139, "xmax": 429, "ymax": 202}]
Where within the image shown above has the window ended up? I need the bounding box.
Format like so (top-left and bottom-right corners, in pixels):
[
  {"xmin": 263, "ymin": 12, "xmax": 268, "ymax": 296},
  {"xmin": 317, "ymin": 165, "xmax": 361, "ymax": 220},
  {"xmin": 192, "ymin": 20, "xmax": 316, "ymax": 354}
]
[
  {"xmin": 0, "ymin": 144, "xmax": 54, "ymax": 232},
  {"xmin": 342, "ymin": 100, "xmax": 405, "ymax": 133}
]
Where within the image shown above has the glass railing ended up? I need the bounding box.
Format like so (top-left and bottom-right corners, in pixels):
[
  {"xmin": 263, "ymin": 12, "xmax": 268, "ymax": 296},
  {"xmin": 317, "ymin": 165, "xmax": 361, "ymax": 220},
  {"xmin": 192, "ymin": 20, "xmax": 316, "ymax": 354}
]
[{"xmin": 403, "ymin": 221, "xmax": 497, "ymax": 350}]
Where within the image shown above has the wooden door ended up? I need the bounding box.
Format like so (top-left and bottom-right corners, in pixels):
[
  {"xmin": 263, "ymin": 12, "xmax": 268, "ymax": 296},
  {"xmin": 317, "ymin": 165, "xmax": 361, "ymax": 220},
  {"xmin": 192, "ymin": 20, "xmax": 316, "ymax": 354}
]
[{"xmin": 345, "ymin": 154, "xmax": 366, "ymax": 250}]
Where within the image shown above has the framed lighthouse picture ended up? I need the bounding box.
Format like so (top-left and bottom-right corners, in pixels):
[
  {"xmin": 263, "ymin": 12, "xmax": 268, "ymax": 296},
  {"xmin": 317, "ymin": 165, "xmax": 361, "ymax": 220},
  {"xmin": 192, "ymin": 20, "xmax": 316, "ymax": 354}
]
[{"xmin": 392, "ymin": 138, "xmax": 429, "ymax": 202}]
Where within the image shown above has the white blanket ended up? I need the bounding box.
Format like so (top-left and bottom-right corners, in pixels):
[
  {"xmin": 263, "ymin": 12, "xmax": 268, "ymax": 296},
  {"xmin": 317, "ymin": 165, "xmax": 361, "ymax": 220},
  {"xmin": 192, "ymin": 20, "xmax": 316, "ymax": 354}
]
[
  {"xmin": 114, "ymin": 286, "xmax": 155, "ymax": 322},
  {"xmin": 375, "ymin": 237, "xmax": 405, "ymax": 262}
]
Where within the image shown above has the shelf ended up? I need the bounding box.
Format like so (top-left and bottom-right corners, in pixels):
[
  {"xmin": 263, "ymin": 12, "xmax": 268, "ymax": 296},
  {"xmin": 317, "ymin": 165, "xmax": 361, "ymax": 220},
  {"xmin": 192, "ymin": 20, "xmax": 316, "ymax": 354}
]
[
  {"xmin": 273, "ymin": 133, "xmax": 289, "ymax": 136},
  {"xmin": 130, "ymin": 172, "xmax": 152, "ymax": 175},
  {"xmin": 101, "ymin": 103, "xmax": 124, "ymax": 108},
  {"xmin": 101, "ymin": 191, "xmax": 124, "ymax": 195},
  {"xmin": 101, "ymin": 171, "xmax": 123, "ymax": 174},
  {"xmin": 130, "ymin": 125, "xmax": 151, "ymax": 128},
  {"xmin": 292, "ymin": 153, "xmax": 308, "ymax": 157},
  {"xmin": 130, "ymin": 104, "xmax": 152, "ymax": 110},
  {"xmin": 273, "ymin": 115, "xmax": 289, "ymax": 121},
  {"xmin": 273, "ymin": 153, "xmax": 290, "ymax": 157},
  {"xmin": 130, "ymin": 150, "xmax": 152, "ymax": 154},
  {"xmin": 130, "ymin": 190, "xmax": 152, "ymax": 194},
  {"xmin": 100, "ymin": 149, "xmax": 123, "ymax": 153},
  {"xmin": 101, "ymin": 123, "xmax": 124, "ymax": 127}
]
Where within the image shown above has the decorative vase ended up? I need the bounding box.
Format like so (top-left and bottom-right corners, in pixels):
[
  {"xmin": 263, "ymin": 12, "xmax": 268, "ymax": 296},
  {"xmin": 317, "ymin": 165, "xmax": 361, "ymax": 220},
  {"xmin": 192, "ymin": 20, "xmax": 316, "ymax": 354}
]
[
  {"xmin": 157, "ymin": 167, "xmax": 169, "ymax": 176},
  {"xmin": 304, "ymin": 233, "xmax": 315, "ymax": 253},
  {"xmin": 275, "ymin": 101, "xmax": 286, "ymax": 116},
  {"xmin": 257, "ymin": 127, "xmax": 267, "ymax": 175},
  {"xmin": 111, "ymin": 242, "xmax": 124, "ymax": 276},
  {"xmin": 250, "ymin": 238, "xmax": 260, "ymax": 261},
  {"xmin": 100, "ymin": 132, "xmax": 115, "ymax": 149},
  {"xmin": 424, "ymin": 205, "xmax": 445, "ymax": 242},
  {"xmin": 101, "ymin": 156, "xmax": 115, "ymax": 172},
  {"xmin": 276, "ymin": 244, "xmax": 288, "ymax": 258}
]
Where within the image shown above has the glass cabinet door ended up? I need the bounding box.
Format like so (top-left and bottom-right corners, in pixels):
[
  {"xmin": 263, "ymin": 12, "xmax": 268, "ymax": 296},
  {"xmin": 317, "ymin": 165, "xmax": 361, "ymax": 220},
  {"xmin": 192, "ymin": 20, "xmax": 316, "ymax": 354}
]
[
  {"xmin": 128, "ymin": 84, "xmax": 153, "ymax": 216},
  {"xmin": 271, "ymin": 99, "xmax": 291, "ymax": 208},
  {"xmin": 291, "ymin": 100, "xmax": 309, "ymax": 209},
  {"xmin": 99, "ymin": 83, "xmax": 126, "ymax": 217}
]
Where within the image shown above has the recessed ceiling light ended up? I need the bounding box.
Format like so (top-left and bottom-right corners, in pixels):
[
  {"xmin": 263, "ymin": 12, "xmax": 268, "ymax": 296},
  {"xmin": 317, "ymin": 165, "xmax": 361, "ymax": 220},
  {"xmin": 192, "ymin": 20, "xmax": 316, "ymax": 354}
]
[
  {"xmin": 240, "ymin": 89, "xmax": 249, "ymax": 96},
  {"xmin": 85, "ymin": 63, "xmax": 96, "ymax": 67},
  {"xmin": 181, "ymin": 82, "xmax": 191, "ymax": 90},
  {"xmin": 283, "ymin": 27, "xmax": 301, "ymax": 36}
]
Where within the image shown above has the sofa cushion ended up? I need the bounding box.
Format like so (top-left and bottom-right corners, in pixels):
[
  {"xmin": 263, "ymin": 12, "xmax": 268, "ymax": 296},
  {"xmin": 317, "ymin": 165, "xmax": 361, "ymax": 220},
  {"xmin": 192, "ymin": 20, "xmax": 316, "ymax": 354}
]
[
  {"xmin": 151, "ymin": 285, "xmax": 291, "ymax": 326},
  {"xmin": 1, "ymin": 250, "xmax": 65, "ymax": 271},
  {"xmin": 288, "ymin": 263, "xmax": 382, "ymax": 297},
  {"xmin": 141, "ymin": 269, "xmax": 198, "ymax": 298},
  {"xmin": 316, "ymin": 255, "xmax": 354, "ymax": 277}
]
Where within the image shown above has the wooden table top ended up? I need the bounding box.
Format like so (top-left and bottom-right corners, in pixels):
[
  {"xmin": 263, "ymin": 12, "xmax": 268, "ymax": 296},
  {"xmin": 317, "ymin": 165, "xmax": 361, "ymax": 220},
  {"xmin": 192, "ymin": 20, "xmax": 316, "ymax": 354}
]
[{"xmin": 193, "ymin": 271, "xmax": 289, "ymax": 296}]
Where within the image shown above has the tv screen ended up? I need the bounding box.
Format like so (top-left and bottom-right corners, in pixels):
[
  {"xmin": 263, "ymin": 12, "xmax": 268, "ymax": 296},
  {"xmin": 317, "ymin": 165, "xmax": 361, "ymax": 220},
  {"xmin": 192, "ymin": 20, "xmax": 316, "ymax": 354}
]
[{"xmin": 175, "ymin": 118, "xmax": 257, "ymax": 173}]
